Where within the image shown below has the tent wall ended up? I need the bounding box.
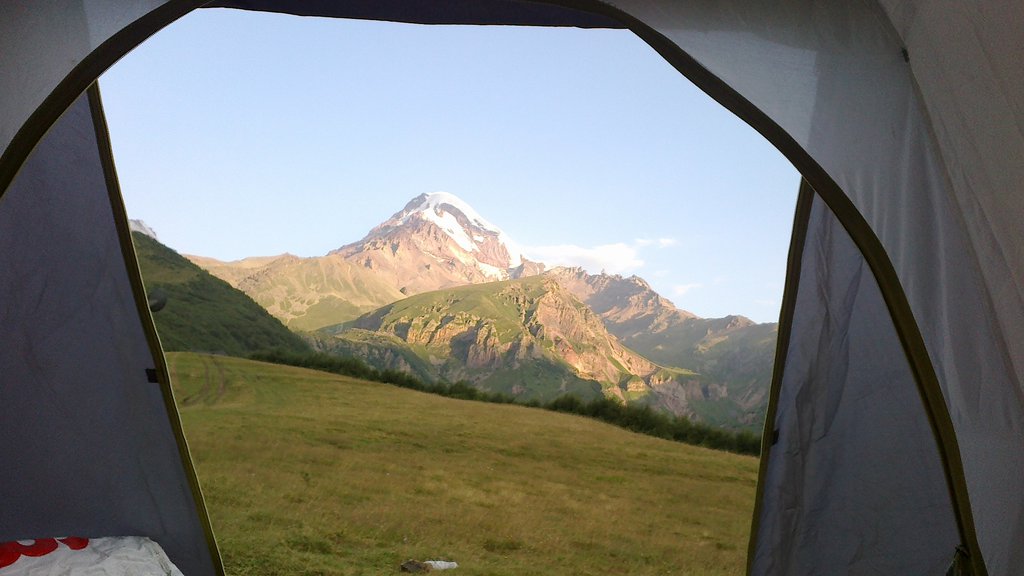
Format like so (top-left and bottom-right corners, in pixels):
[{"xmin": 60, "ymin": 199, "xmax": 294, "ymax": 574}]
[
  {"xmin": 880, "ymin": 1, "xmax": 1024, "ymax": 386},
  {"xmin": 605, "ymin": 2, "xmax": 1020, "ymax": 573},
  {"xmin": 0, "ymin": 1, "xmax": 194, "ymax": 196},
  {"xmin": 0, "ymin": 88, "xmax": 218, "ymax": 576},
  {"xmin": 876, "ymin": 7, "xmax": 1024, "ymax": 566},
  {"xmin": 750, "ymin": 189, "xmax": 959, "ymax": 574}
]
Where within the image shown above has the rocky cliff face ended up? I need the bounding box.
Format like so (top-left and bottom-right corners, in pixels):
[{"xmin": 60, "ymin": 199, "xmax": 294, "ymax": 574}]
[
  {"xmin": 546, "ymin": 266, "xmax": 696, "ymax": 332},
  {"xmin": 547, "ymin": 266, "xmax": 776, "ymax": 428},
  {"xmin": 326, "ymin": 276, "xmax": 710, "ymax": 414}
]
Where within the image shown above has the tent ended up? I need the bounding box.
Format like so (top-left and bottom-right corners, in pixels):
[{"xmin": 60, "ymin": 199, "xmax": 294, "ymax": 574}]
[{"xmin": 1, "ymin": 2, "xmax": 1020, "ymax": 575}]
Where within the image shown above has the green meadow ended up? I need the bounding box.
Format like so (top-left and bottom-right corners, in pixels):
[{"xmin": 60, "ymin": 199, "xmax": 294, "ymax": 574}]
[{"xmin": 170, "ymin": 352, "xmax": 757, "ymax": 575}]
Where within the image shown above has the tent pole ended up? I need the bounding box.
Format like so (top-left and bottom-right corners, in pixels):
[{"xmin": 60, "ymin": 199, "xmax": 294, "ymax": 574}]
[
  {"xmin": 743, "ymin": 179, "xmax": 814, "ymax": 575},
  {"xmin": 87, "ymin": 82, "xmax": 227, "ymax": 576}
]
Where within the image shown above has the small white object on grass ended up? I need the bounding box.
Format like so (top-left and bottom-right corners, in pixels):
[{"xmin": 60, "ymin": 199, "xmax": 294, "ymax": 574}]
[{"xmin": 423, "ymin": 560, "xmax": 458, "ymax": 570}]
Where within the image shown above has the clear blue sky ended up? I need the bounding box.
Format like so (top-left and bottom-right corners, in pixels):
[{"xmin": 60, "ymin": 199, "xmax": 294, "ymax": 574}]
[{"xmin": 100, "ymin": 8, "xmax": 799, "ymax": 323}]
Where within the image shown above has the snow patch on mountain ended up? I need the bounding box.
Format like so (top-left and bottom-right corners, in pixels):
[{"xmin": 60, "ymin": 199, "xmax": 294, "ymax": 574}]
[
  {"xmin": 501, "ymin": 238, "xmax": 525, "ymax": 268},
  {"xmin": 129, "ymin": 219, "xmax": 158, "ymax": 240},
  {"xmin": 403, "ymin": 191, "xmax": 497, "ymax": 232},
  {"xmin": 420, "ymin": 205, "xmax": 476, "ymax": 253},
  {"xmin": 400, "ymin": 192, "xmax": 525, "ymax": 267},
  {"xmin": 476, "ymin": 261, "xmax": 508, "ymax": 280},
  {"xmin": 329, "ymin": 191, "xmax": 542, "ymax": 294}
]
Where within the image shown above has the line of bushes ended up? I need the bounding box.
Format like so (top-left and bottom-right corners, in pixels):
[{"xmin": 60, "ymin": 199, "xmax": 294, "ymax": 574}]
[
  {"xmin": 249, "ymin": 349, "xmax": 761, "ymax": 456},
  {"xmin": 543, "ymin": 395, "xmax": 761, "ymax": 455}
]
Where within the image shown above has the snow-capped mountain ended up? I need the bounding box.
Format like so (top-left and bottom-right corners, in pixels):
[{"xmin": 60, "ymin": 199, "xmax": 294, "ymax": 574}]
[
  {"xmin": 181, "ymin": 191, "xmax": 776, "ymax": 428},
  {"xmin": 331, "ymin": 192, "xmax": 543, "ymax": 294},
  {"xmin": 187, "ymin": 192, "xmax": 545, "ymax": 330},
  {"xmin": 373, "ymin": 192, "xmax": 524, "ymax": 268}
]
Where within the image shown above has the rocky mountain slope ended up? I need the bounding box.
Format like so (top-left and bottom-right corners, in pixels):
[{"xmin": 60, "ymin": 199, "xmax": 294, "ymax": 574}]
[
  {"xmin": 331, "ymin": 192, "xmax": 545, "ymax": 294},
  {"xmin": 189, "ymin": 192, "xmax": 544, "ymax": 330},
  {"xmin": 185, "ymin": 192, "xmax": 776, "ymax": 429},
  {"xmin": 546, "ymin": 267, "xmax": 776, "ymax": 427},
  {"xmin": 317, "ymin": 276, "xmax": 711, "ymax": 412}
]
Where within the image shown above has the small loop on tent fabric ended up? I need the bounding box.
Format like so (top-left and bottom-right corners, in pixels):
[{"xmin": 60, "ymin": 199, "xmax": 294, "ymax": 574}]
[
  {"xmin": 146, "ymin": 368, "xmax": 159, "ymax": 384},
  {"xmin": 901, "ymin": 48, "xmax": 910, "ymax": 63},
  {"xmin": 770, "ymin": 430, "xmax": 779, "ymax": 446},
  {"xmin": 947, "ymin": 545, "xmax": 972, "ymax": 576}
]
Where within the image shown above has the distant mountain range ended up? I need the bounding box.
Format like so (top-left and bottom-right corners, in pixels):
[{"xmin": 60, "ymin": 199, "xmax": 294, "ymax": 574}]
[
  {"xmin": 176, "ymin": 192, "xmax": 776, "ymax": 430},
  {"xmin": 187, "ymin": 193, "xmax": 543, "ymax": 330}
]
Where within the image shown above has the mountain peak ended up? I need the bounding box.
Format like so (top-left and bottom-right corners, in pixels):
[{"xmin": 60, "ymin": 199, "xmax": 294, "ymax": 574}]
[
  {"xmin": 329, "ymin": 192, "xmax": 539, "ymax": 295},
  {"xmin": 380, "ymin": 192, "xmax": 523, "ymax": 266},
  {"xmin": 402, "ymin": 191, "xmax": 501, "ymax": 233}
]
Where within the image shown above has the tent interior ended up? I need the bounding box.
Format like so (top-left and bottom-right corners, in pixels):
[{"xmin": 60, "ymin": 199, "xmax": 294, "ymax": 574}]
[{"xmin": 1, "ymin": 2, "xmax": 1021, "ymax": 576}]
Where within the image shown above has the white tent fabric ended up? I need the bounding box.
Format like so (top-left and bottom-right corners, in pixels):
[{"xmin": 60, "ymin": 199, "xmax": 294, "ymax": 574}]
[
  {"xmin": 0, "ymin": 1, "xmax": 167, "ymax": 176},
  {"xmin": 607, "ymin": 3, "xmax": 1022, "ymax": 573},
  {"xmin": 752, "ymin": 191, "xmax": 959, "ymax": 573},
  {"xmin": 0, "ymin": 90, "xmax": 217, "ymax": 576},
  {"xmin": 0, "ymin": 2, "xmax": 1021, "ymax": 576}
]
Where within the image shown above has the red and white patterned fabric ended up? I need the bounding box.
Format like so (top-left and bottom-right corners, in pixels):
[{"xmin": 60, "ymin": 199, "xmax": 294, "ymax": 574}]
[{"xmin": 0, "ymin": 537, "xmax": 183, "ymax": 575}]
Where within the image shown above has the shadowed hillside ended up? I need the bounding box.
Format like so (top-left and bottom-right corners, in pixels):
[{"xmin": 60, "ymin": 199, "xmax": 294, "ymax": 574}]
[{"xmin": 132, "ymin": 232, "xmax": 311, "ymax": 356}]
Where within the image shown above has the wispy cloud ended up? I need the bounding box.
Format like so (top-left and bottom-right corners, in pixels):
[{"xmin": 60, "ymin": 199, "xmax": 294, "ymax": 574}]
[
  {"xmin": 673, "ymin": 283, "xmax": 702, "ymax": 296},
  {"xmin": 524, "ymin": 242, "xmax": 644, "ymax": 274},
  {"xmin": 524, "ymin": 237, "xmax": 679, "ymax": 275},
  {"xmin": 634, "ymin": 237, "xmax": 678, "ymax": 249}
]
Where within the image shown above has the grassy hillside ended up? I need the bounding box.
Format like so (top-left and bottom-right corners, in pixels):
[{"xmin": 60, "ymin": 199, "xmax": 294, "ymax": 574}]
[
  {"xmin": 132, "ymin": 232, "xmax": 311, "ymax": 356},
  {"xmin": 311, "ymin": 327, "xmax": 439, "ymax": 383},
  {"xmin": 189, "ymin": 252, "xmax": 407, "ymax": 330},
  {"xmin": 170, "ymin": 353, "xmax": 758, "ymax": 576},
  {"xmin": 323, "ymin": 276, "xmax": 708, "ymax": 405},
  {"xmin": 324, "ymin": 277, "xmax": 620, "ymax": 402}
]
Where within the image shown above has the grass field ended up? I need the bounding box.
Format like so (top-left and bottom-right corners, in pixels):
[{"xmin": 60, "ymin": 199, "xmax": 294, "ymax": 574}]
[{"xmin": 169, "ymin": 353, "xmax": 758, "ymax": 575}]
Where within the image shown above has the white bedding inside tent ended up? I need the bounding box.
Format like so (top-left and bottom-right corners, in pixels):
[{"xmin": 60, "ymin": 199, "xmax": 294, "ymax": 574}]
[{"xmin": 0, "ymin": 537, "xmax": 183, "ymax": 576}]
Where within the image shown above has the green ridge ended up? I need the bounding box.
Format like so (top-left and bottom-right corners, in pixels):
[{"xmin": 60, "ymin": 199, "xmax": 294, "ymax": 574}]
[{"xmin": 132, "ymin": 232, "xmax": 311, "ymax": 357}]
